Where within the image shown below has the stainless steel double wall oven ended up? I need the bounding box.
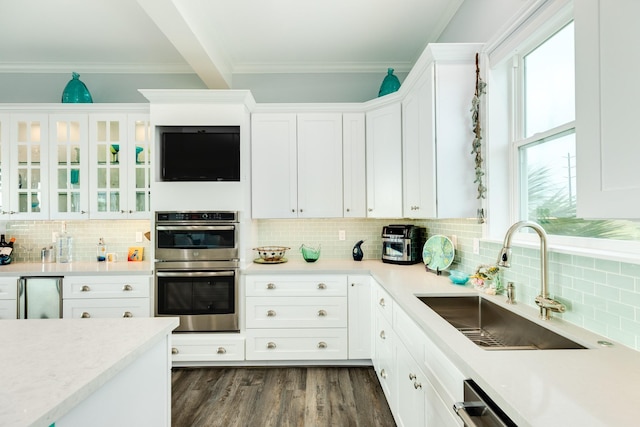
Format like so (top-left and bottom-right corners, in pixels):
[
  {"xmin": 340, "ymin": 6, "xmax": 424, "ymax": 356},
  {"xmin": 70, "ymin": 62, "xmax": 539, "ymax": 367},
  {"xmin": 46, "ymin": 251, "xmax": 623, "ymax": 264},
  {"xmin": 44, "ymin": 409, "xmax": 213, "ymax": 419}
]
[{"xmin": 154, "ymin": 211, "xmax": 239, "ymax": 332}]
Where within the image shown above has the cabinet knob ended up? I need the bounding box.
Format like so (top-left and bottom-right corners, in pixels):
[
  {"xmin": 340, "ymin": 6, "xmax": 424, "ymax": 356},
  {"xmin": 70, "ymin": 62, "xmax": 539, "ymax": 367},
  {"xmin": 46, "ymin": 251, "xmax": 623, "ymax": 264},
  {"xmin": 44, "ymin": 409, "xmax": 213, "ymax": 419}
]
[
  {"xmin": 122, "ymin": 311, "xmax": 133, "ymax": 318},
  {"xmin": 267, "ymin": 342, "xmax": 277, "ymax": 349},
  {"xmin": 317, "ymin": 341, "xmax": 328, "ymax": 349},
  {"xmin": 346, "ymin": 208, "xmax": 350, "ymax": 212},
  {"xmin": 81, "ymin": 285, "xmax": 91, "ymax": 292},
  {"xmin": 267, "ymin": 310, "xmax": 276, "ymax": 317},
  {"xmin": 380, "ymin": 369, "xmax": 387, "ymax": 379},
  {"xmin": 122, "ymin": 284, "xmax": 133, "ymax": 291},
  {"xmin": 413, "ymin": 381, "xmax": 422, "ymax": 390},
  {"xmin": 217, "ymin": 347, "xmax": 227, "ymax": 354},
  {"xmin": 81, "ymin": 312, "xmax": 91, "ymax": 318},
  {"xmin": 317, "ymin": 283, "xmax": 327, "ymax": 290},
  {"xmin": 299, "ymin": 208, "xmax": 303, "ymax": 213},
  {"xmin": 380, "ymin": 330, "xmax": 386, "ymax": 340},
  {"xmin": 171, "ymin": 347, "xmax": 179, "ymax": 355},
  {"xmin": 379, "ymin": 298, "xmax": 385, "ymax": 307},
  {"xmin": 81, "ymin": 210, "xmax": 87, "ymax": 215},
  {"xmin": 317, "ymin": 309, "xmax": 327, "ymax": 317},
  {"xmin": 368, "ymin": 208, "xmax": 373, "ymax": 212},
  {"xmin": 266, "ymin": 283, "xmax": 276, "ymax": 290},
  {"xmin": 409, "ymin": 373, "xmax": 417, "ymax": 381},
  {"xmin": 291, "ymin": 209, "xmax": 295, "ymax": 213}
]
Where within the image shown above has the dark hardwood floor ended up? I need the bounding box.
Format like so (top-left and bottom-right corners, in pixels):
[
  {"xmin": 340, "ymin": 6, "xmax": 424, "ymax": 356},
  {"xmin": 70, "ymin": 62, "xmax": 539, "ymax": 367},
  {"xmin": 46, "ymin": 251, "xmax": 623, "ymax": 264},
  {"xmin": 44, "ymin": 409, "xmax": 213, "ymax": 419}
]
[{"xmin": 172, "ymin": 367, "xmax": 396, "ymax": 427}]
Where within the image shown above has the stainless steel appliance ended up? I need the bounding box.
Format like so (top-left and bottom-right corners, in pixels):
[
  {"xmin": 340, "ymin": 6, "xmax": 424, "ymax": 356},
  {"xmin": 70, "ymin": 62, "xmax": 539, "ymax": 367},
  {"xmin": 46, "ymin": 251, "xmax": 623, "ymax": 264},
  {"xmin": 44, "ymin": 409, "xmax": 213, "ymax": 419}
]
[
  {"xmin": 18, "ymin": 277, "xmax": 63, "ymax": 319},
  {"xmin": 381, "ymin": 224, "xmax": 425, "ymax": 265},
  {"xmin": 154, "ymin": 211, "xmax": 239, "ymax": 332},
  {"xmin": 453, "ymin": 379, "xmax": 517, "ymax": 427}
]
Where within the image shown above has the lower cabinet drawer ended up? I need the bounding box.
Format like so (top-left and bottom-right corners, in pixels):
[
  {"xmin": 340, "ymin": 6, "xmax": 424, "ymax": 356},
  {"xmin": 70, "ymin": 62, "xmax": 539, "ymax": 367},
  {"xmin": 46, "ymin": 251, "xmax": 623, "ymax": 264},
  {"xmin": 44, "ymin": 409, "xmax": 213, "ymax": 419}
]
[
  {"xmin": 246, "ymin": 296, "xmax": 347, "ymax": 328},
  {"xmin": 0, "ymin": 299, "xmax": 17, "ymax": 319},
  {"xmin": 63, "ymin": 298, "xmax": 150, "ymax": 319},
  {"xmin": 246, "ymin": 328, "xmax": 348, "ymax": 360},
  {"xmin": 171, "ymin": 334, "xmax": 245, "ymax": 362}
]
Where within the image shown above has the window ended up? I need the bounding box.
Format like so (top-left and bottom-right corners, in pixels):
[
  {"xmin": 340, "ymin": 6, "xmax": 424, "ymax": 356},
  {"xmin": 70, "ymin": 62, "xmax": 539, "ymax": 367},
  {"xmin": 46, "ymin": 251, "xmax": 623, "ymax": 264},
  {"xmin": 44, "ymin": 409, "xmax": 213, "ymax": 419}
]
[{"xmin": 515, "ymin": 22, "xmax": 640, "ymax": 243}]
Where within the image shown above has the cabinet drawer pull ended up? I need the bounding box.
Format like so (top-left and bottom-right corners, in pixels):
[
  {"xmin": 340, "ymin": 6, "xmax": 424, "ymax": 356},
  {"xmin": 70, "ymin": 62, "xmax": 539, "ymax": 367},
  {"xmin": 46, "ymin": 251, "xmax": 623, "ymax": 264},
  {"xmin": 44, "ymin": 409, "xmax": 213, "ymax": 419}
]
[
  {"xmin": 317, "ymin": 341, "xmax": 327, "ymax": 349},
  {"xmin": 267, "ymin": 342, "xmax": 277, "ymax": 349},
  {"xmin": 81, "ymin": 285, "xmax": 90, "ymax": 292},
  {"xmin": 317, "ymin": 309, "xmax": 327, "ymax": 317},
  {"xmin": 171, "ymin": 347, "xmax": 179, "ymax": 355},
  {"xmin": 81, "ymin": 312, "xmax": 91, "ymax": 318},
  {"xmin": 409, "ymin": 373, "xmax": 417, "ymax": 381},
  {"xmin": 217, "ymin": 347, "xmax": 227, "ymax": 354},
  {"xmin": 380, "ymin": 368, "xmax": 387, "ymax": 379},
  {"xmin": 266, "ymin": 283, "xmax": 276, "ymax": 290},
  {"xmin": 317, "ymin": 283, "xmax": 327, "ymax": 290},
  {"xmin": 267, "ymin": 310, "xmax": 276, "ymax": 317},
  {"xmin": 380, "ymin": 330, "xmax": 386, "ymax": 339},
  {"xmin": 413, "ymin": 381, "xmax": 422, "ymax": 390},
  {"xmin": 122, "ymin": 311, "xmax": 133, "ymax": 318},
  {"xmin": 379, "ymin": 298, "xmax": 385, "ymax": 307},
  {"xmin": 122, "ymin": 284, "xmax": 133, "ymax": 291}
]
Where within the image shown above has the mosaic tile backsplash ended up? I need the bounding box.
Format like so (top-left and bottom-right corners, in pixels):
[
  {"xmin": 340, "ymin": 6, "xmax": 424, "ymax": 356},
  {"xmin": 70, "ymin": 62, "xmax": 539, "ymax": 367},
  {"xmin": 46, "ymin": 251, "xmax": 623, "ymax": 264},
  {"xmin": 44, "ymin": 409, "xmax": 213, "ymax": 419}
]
[{"xmin": 255, "ymin": 218, "xmax": 640, "ymax": 351}]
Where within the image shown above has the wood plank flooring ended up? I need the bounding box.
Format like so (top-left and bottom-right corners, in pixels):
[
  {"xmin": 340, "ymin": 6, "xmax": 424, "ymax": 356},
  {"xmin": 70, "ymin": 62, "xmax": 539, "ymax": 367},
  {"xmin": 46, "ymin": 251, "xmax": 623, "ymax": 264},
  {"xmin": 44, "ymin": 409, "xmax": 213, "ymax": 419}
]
[{"xmin": 172, "ymin": 367, "xmax": 396, "ymax": 427}]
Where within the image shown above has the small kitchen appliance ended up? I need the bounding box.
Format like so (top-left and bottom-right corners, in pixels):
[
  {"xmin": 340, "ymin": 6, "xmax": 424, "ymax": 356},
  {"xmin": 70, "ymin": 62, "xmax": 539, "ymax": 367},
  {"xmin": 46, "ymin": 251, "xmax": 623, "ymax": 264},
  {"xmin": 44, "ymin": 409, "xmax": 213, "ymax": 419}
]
[{"xmin": 381, "ymin": 224, "xmax": 426, "ymax": 265}]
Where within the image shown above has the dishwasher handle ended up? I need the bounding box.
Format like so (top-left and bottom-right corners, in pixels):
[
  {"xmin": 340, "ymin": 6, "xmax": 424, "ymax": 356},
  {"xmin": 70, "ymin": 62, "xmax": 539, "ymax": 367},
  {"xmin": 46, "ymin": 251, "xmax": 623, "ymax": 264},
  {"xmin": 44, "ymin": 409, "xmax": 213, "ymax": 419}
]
[
  {"xmin": 453, "ymin": 401, "xmax": 488, "ymax": 427},
  {"xmin": 455, "ymin": 379, "xmax": 517, "ymax": 427}
]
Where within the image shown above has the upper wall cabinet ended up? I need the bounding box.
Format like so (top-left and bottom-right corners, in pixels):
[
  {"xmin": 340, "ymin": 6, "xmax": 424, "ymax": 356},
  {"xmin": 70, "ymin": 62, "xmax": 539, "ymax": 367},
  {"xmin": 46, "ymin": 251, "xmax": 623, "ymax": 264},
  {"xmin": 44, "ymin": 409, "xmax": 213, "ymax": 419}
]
[
  {"xmin": 342, "ymin": 113, "xmax": 366, "ymax": 218},
  {"xmin": 402, "ymin": 52, "xmax": 478, "ymax": 219},
  {"xmin": 251, "ymin": 113, "xmax": 343, "ymax": 219},
  {"xmin": 366, "ymin": 103, "xmax": 403, "ymax": 218},
  {"xmin": 575, "ymin": 0, "xmax": 640, "ymax": 219}
]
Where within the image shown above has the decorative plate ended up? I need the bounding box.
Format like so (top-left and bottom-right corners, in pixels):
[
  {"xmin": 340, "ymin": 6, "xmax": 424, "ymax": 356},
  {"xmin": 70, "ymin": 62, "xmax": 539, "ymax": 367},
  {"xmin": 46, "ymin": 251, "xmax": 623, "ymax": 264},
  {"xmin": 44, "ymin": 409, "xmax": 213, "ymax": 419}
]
[
  {"xmin": 253, "ymin": 258, "xmax": 288, "ymax": 264},
  {"xmin": 422, "ymin": 235, "xmax": 455, "ymax": 271}
]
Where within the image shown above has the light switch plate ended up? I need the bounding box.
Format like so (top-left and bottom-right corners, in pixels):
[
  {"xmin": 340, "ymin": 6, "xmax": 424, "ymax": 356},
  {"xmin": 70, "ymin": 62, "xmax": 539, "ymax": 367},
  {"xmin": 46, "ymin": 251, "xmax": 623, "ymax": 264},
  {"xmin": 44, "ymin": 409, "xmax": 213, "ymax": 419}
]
[
  {"xmin": 473, "ymin": 238, "xmax": 480, "ymax": 254},
  {"xmin": 338, "ymin": 230, "xmax": 346, "ymax": 241},
  {"xmin": 135, "ymin": 231, "xmax": 143, "ymax": 242}
]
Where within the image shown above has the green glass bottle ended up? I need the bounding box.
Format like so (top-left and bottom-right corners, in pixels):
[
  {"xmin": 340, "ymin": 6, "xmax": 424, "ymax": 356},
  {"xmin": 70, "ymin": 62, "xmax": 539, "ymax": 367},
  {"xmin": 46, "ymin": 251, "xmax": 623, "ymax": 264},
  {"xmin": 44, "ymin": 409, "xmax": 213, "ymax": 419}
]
[
  {"xmin": 378, "ymin": 68, "xmax": 401, "ymax": 97},
  {"xmin": 61, "ymin": 72, "xmax": 93, "ymax": 103}
]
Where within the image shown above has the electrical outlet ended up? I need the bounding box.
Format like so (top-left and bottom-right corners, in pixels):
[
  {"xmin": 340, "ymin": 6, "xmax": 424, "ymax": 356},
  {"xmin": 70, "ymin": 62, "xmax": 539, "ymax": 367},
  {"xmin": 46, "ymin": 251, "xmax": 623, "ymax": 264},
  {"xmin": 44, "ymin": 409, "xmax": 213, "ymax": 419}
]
[
  {"xmin": 473, "ymin": 238, "xmax": 480, "ymax": 255},
  {"xmin": 451, "ymin": 235, "xmax": 457, "ymax": 248},
  {"xmin": 338, "ymin": 230, "xmax": 346, "ymax": 241},
  {"xmin": 52, "ymin": 232, "xmax": 59, "ymax": 243},
  {"xmin": 135, "ymin": 231, "xmax": 143, "ymax": 242}
]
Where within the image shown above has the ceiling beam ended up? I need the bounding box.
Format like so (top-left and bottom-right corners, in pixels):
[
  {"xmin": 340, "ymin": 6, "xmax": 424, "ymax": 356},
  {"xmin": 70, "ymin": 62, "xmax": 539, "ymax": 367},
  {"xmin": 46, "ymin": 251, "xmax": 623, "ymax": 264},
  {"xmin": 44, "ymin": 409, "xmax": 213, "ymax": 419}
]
[{"xmin": 136, "ymin": 0, "xmax": 231, "ymax": 88}]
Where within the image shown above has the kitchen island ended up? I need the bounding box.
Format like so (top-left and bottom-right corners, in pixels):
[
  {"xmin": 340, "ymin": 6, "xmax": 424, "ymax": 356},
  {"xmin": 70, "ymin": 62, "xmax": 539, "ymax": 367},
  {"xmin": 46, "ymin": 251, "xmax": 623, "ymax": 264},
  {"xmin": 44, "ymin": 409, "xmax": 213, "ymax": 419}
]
[
  {"xmin": 0, "ymin": 317, "xmax": 178, "ymax": 427},
  {"xmin": 244, "ymin": 259, "xmax": 640, "ymax": 427}
]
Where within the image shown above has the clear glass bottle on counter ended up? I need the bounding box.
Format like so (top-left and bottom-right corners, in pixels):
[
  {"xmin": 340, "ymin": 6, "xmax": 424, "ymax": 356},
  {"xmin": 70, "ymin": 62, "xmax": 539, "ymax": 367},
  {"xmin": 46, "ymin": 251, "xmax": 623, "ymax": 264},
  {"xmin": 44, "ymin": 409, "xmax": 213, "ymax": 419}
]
[{"xmin": 57, "ymin": 222, "xmax": 73, "ymax": 263}]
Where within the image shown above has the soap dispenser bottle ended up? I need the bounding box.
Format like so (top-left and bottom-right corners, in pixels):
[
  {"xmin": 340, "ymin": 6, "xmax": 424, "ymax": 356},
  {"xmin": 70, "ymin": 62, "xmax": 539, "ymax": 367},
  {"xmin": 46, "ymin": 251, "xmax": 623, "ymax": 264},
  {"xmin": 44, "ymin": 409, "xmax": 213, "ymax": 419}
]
[
  {"xmin": 352, "ymin": 240, "xmax": 364, "ymax": 261},
  {"xmin": 96, "ymin": 237, "xmax": 106, "ymax": 262}
]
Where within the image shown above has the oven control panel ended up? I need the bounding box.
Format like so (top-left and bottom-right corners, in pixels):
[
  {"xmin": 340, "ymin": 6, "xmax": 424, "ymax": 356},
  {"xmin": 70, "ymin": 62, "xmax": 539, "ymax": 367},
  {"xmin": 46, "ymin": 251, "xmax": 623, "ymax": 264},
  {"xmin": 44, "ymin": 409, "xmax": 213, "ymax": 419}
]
[{"xmin": 156, "ymin": 211, "xmax": 238, "ymax": 222}]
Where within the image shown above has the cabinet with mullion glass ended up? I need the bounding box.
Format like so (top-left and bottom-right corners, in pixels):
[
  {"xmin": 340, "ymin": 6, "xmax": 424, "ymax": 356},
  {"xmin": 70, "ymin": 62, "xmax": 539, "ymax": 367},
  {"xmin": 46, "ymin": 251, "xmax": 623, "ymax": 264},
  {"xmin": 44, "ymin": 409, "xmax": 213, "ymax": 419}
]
[{"xmin": 127, "ymin": 114, "xmax": 151, "ymax": 219}]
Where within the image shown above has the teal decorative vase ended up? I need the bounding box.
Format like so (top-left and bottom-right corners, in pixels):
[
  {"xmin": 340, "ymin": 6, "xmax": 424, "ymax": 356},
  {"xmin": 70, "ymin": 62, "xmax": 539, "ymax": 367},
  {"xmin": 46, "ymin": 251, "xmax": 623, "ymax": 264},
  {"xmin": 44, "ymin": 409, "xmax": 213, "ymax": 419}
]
[
  {"xmin": 378, "ymin": 68, "xmax": 401, "ymax": 97},
  {"xmin": 61, "ymin": 72, "xmax": 93, "ymax": 103}
]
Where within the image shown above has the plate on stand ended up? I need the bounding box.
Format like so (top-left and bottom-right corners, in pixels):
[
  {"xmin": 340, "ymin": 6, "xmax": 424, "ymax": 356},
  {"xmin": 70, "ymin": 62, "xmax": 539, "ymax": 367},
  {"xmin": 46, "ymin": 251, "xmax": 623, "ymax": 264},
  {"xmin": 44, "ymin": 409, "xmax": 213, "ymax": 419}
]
[{"xmin": 422, "ymin": 235, "xmax": 455, "ymax": 272}]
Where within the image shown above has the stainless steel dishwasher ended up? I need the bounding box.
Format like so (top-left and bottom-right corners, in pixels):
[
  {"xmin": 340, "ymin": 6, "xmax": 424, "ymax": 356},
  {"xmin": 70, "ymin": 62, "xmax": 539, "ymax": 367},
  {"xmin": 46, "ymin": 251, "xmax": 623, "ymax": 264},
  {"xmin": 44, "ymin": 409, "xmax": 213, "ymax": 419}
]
[
  {"xmin": 454, "ymin": 379, "xmax": 518, "ymax": 427},
  {"xmin": 18, "ymin": 277, "xmax": 63, "ymax": 319}
]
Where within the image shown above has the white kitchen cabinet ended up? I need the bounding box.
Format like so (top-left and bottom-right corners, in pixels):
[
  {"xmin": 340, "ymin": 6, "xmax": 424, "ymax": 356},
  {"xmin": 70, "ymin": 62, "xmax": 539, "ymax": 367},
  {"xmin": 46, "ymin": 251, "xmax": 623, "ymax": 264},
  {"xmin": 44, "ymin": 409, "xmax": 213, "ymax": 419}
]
[
  {"xmin": 396, "ymin": 339, "xmax": 426, "ymax": 427},
  {"xmin": 575, "ymin": 0, "xmax": 640, "ymax": 218},
  {"xmin": 171, "ymin": 334, "xmax": 245, "ymax": 363},
  {"xmin": 245, "ymin": 274, "xmax": 348, "ymax": 361},
  {"xmin": 366, "ymin": 103, "xmax": 403, "ymax": 218},
  {"xmin": 5, "ymin": 114, "xmax": 50, "ymax": 219},
  {"xmin": 373, "ymin": 302, "xmax": 397, "ymax": 414},
  {"xmin": 0, "ymin": 114, "xmax": 8, "ymax": 216},
  {"xmin": 0, "ymin": 276, "xmax": 18, "ymax": 319},
  {"xmin": 62, "ymin": 275, "xmax": 152, "ymax": 319},
  {"xmin": 49, "ymin": 114, "xmax": 89, "ymax": 219},
  {"xmin": 347, "ymin": 275, "xmax": 372, "ymax": 359},
  {"xmin": 342, "ymin": 113, "xmax": 367, "ymax": 217},
  {"xmin": 89, "ymin": 113, "xmax": 152, "ymax": 219},
  {"xmin": 251, "ymin": 113, "xmax": 343, "ymax": 218},
  {"xmin": 402, "ymin": 48, "xmax": 478, "ymax": 219}
]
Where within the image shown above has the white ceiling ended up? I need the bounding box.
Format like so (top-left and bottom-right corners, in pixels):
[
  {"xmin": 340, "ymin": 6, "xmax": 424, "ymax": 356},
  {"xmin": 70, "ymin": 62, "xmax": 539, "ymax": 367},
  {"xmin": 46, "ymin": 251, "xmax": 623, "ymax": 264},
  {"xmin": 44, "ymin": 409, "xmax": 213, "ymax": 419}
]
[{"xmin": 0, "ymin": 0, "xmax": 463, "ymax": 88}]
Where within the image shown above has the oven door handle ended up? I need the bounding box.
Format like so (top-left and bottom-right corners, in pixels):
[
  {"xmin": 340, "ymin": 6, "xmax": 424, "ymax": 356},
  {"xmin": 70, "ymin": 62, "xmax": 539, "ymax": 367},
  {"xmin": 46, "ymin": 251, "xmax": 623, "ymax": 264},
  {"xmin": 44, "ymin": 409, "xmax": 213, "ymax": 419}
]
[
  {"xmin": 155, "ymin": 225, "xmax": 235, "ymax": 231},
  {"xmin": 156, "ymin": 271, "xmax": 235, "ymax": 278}
]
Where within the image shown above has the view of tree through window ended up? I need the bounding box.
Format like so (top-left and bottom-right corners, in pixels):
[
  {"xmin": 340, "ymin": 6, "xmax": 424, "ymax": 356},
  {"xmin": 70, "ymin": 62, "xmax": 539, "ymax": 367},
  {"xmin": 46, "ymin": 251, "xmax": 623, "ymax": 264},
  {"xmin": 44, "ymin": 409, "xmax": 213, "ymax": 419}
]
[{"xmin": 519, "ymin": 22, "xmax": 640, "ymax": 241}]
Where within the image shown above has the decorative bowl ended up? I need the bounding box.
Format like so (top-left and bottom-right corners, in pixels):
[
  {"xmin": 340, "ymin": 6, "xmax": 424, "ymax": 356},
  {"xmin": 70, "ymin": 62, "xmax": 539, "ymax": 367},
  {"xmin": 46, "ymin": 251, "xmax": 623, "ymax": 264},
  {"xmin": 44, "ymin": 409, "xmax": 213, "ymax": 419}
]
[
  {"xmin": 300, "ymin": 244, "xmax": 321, "ymax": 263},
  {"xmin": 448, "ymin": 270, "xmax": 469, "ymax": 285},
  {"xmin": 253, "ymin": 246, "xmax": 290, "ymax": 262}
]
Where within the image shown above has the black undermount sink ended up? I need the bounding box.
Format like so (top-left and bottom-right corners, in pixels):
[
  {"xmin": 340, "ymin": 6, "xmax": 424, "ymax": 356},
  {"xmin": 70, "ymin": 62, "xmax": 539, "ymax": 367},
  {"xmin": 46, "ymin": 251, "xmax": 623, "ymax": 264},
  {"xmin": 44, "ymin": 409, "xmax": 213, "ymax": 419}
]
[{"xmin": 418, "ymin": 296, "xmax": 586, "ymax": 350}]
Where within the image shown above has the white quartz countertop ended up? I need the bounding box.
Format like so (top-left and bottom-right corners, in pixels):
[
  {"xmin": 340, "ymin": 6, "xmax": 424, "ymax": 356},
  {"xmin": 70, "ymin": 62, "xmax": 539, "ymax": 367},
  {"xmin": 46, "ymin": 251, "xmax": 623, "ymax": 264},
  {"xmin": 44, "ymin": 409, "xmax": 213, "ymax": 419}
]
[
  {"xmin": 0, "ymin": 261, "xmax": 153, "ymax": 276},
  {"xmin": 244, "ymin": 259, "xmax": 640, "ymax": 426},
  {"xmin": 0, "ymin": 317, "xmax": 179, "ymax": 427}
]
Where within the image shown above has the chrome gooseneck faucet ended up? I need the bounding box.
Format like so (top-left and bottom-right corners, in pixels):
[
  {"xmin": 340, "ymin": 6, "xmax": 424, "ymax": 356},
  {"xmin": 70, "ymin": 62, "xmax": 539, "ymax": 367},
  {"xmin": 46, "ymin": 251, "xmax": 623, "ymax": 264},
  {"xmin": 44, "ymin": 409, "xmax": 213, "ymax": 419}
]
[{"xmin": 497, "ymin": 221, "xmax": 566, "ymax": 320}]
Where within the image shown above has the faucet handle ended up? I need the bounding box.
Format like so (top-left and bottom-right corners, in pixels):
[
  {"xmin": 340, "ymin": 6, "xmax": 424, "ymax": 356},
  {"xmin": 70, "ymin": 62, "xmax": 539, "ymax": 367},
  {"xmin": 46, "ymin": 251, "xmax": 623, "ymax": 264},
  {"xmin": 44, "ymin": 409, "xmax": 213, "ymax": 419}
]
[{"xmin": 535, "ymin": 295, "xmax": 566, "ymax": 313}]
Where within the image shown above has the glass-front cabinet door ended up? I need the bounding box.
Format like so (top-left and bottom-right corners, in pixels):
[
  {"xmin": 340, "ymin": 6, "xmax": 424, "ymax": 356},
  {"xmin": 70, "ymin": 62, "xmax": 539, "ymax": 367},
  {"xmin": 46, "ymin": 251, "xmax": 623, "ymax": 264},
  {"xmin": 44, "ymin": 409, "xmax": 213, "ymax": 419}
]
[
  {"xmin": 89, "ymin": 114, "xmax": 127, "ymax": 219},
  {"xmin": 49, "ymin": 114, "xmax": 89, "ymax": 219},
  {"xmin": 9, "ymin": 115, "xmax": 49, "ymax": 219},
  {"xmin": 0, "ymin": 115, "xmax": 8, "ymax": 217},
  {"xmin": 127, "ymin": 114, "xmax": 151, "ymax": 218}
]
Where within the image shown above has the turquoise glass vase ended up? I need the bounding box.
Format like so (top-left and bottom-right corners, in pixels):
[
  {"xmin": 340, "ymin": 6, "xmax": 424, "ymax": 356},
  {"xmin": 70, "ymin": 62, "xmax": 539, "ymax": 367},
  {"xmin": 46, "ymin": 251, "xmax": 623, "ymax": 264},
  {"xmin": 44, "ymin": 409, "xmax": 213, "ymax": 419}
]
[
  {"xmin": 378, "ymin": 68, "xmax": 401, "ymax": 97},
  {"xmin": 61, "ymin": 72, "xmax": 93, "ymax": 103}
]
